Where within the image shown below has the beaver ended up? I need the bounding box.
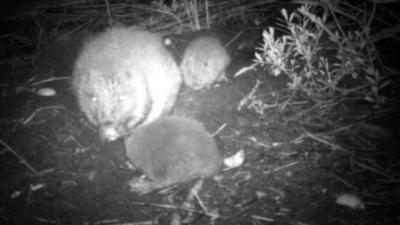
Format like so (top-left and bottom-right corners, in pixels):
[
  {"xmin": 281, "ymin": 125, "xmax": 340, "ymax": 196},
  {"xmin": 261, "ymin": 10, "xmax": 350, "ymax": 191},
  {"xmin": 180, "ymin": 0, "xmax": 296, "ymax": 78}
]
[
  {"xmin": 180, "ymin": 36, "xmax": 230, "ymax": 90},
  {"xmin": 72, "ymin": 27, "xmax": 182, "ymax": 141},
  {"xmin": 124, "ymin": 116, "xmax": 222, "ymax": 194}
]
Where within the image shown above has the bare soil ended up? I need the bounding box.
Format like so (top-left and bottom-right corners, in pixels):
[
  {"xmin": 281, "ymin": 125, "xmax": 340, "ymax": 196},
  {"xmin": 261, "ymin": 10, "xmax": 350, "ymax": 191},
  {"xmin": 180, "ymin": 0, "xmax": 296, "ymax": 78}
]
[{"xmin": 0, "ymin": 28, "xmax": 399, "ymax": 225}]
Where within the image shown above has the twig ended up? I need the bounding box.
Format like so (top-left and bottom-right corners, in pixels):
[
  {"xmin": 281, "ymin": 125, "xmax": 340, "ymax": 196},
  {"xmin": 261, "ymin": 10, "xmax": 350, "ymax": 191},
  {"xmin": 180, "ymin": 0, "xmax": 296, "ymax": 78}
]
[
  {"xmin": 24, "ymin": 189, "xmax": 32, "ymax": 215},
  {"xmin": 212, "ymin": 123, "xmax": 227, "ymax": 137},
  {"xmin": 104, "ymin": 0, "xmax": 112, "ymax": 26},
  {"xmin": 272, "ymin": 161, "xmax": 298, "ymax": 172},
  {"xmin": 191, "ymin": 180, "xmax": 210, "ymax": 215},
  {"xmin": 363, "ymin": 1, "xmax": 376, "ymax": 37},
  {"xmin": 30, "ymin": 76, "xmax": 70, "ymax": 86},
  {"xmin": 248, "ymin": 136, "xmax": 273, "ymax": 149},
  {"xmin": 365, "ymin": 0, "xmax": 400, "ymax": 4},
  {"xmin": 251, "ymin": 215, "xmax": 274, "ymax": 222},
  {"xmin": 355, "ymin": 161, "xmax": 394, "ymax": 180},
  {"xmin": 225, "ymin": 30, "xmax": 243, "ymax": 47},
  {"xmin": 0, "ymin": 139, "xmax": 38, "ymax": 175},
  {"xmin": 330, "ymin": 173, "xmax": 358, "ymax": 191},
  {"xmin": 304, "ymin": 107, "xmax": 400, "ymax": 138},
  {"xmin": 237, "ymin": 79, "xmax": 261, "ymax": 111},
  {"xmin": 22, "ymin": 106, "xmax": 66, "ymax": 125},
  {"xmin": 130, "ymin": 201, "xmax": 224, "ymax": 219},
  {"xmin": 279, "ymin": 88, "xmax": 297, "ymax": 112},
  {"xmin": 302, "ymin": 130, "xmax": 345, "ymax": 151},
  {"xmin": 35, "ymin": 217, "xmax": 58, "ymax": 224},
  {"xmin": 370, "ymin": 25, "xmax": 400, "ymax": 42},
  {"xmin": 205, "ymin": 0, "xmax": 210, "ymax": 29}
]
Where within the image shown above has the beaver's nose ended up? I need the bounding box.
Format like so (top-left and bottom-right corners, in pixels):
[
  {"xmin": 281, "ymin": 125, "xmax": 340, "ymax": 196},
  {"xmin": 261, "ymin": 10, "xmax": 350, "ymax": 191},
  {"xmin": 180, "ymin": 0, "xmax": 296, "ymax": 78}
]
[{"xmin": 99, "ymin": 121, "xmax": 119, "ymax": 141}]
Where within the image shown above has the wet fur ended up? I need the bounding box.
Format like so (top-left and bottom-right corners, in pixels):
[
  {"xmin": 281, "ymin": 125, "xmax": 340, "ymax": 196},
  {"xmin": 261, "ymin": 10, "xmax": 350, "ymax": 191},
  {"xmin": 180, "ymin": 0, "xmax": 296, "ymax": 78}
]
[
  {"xmin": 72, "ymin": 27, "xmax": 182, "ymax": 140},
  {"xmin": 180, "ymin": 36, "xmax": 231, "ymax": 90},
  {"xmin": 124, "ymin": 116, "xmax": 222, "ymax": 194}
]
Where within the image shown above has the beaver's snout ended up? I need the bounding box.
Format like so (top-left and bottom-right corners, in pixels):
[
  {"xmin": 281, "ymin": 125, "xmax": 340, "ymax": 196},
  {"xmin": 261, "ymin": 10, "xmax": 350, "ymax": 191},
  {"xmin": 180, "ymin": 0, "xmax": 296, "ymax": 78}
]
[{"xmin": 100, "ymin": 121, "xmax": 119, "ymax": 141}]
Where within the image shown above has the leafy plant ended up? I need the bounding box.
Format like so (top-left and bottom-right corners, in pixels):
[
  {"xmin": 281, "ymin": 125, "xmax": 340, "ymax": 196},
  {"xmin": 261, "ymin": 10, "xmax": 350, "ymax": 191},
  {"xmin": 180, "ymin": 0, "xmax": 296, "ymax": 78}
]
[{"xmin": 237, "ymin": 4, "xmax": 389, "ymax": 107}]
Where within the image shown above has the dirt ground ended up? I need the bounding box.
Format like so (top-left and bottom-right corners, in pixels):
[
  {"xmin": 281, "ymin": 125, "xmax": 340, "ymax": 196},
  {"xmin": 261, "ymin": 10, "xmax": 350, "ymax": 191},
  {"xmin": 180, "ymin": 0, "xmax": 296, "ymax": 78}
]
[{"xmin": 0, "ymin": 28, "xmax": 399, "ymax": 225}]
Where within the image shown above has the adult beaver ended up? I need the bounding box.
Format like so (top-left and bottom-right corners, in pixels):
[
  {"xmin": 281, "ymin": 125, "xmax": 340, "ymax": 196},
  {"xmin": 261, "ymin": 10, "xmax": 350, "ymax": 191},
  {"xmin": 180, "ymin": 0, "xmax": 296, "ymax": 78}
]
[{"xmin": 72, "ymin": 27, "xmax": 182, "ymax": 141}]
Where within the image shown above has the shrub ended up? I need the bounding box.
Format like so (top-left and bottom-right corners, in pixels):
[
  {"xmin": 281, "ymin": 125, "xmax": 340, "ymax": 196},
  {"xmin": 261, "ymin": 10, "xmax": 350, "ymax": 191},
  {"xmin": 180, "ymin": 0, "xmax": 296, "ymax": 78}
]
[{"xmin": 237, "ymin": 4, "xmax": 389, "ymax": 108}]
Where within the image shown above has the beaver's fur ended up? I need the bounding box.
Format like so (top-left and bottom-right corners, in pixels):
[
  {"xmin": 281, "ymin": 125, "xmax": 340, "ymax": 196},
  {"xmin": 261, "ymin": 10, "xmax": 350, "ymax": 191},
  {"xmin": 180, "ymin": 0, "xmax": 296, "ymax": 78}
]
[
  {"xmin": 180, "ymin": 36, "xmax": 230, "ymax": 90},
  {"xmin": 72, "ymin": 27, "xmax": 182, "ymax": 141},
  {"xmin": 124, "ymin": 116, "xmax": 222, "ymax": 194}
]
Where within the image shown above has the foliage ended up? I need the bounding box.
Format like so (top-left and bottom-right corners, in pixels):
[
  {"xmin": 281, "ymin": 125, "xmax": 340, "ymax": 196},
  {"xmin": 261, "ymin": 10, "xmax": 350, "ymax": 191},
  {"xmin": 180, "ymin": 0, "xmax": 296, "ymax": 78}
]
[{"xmin": 237, "ymin": 4, "xmax": 389, "ymax": 107}]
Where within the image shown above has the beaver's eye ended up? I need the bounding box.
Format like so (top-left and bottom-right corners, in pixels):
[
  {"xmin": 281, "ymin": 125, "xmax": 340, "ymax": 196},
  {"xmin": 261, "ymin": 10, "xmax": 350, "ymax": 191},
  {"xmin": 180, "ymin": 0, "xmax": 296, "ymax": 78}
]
[{"xmin": 84, "ymin": 91, "xmax": 98, "ymax": 102}]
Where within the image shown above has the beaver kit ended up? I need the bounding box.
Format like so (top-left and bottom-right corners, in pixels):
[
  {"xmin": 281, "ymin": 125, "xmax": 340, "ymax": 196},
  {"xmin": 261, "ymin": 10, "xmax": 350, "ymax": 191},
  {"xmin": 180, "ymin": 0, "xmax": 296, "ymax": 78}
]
[
  {"xmin": 72, "ymin": 27, "xmax": 182, "ymax": 141},
  {"xmin": 180, "ymin": 36, "xmax": 231, "ymax": 90},
  {"xmin": 124, "ymin": 116, "xmax": 223, "ymax": 194}
]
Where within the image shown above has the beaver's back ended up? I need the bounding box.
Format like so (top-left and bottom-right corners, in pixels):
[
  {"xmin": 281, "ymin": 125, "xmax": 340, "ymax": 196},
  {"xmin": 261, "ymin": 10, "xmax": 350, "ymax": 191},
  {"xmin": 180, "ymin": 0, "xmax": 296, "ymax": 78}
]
[
  {"xmin": 124, "ymin": 116, "xmax": 222, "ymax": 193},
  {"xmin": 73, "ymin": 27, "xmax": 168, "ymax": 89}
]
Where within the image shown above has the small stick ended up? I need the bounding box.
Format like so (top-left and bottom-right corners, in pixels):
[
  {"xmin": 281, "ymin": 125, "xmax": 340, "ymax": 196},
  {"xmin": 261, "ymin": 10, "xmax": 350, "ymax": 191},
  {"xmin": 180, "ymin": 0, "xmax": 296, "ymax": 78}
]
[
  {"xmin": 104, "ymin": 0, "xmax": 113, "ymax": 26},
  {"xmin": 251, "ymin": 215, "xmax": 275, "ymax": 222},
  {"xmin": 355, "ymin": 161, "xmax": 394, "ymax": 179},
  {"xmin": 30, "ymin": 76, "xmax": 69, "ymax": 86},
  {"xmin": 212, "ymin": 123, "xmax": 226, "ymax": 137},
  {"xmin": 303, "ymin": 130, "xmax": 345, "ymax": 151},
  {"xmin": 205, "ymin": 0, "xmax": 210, "ymax": 29},
  {"xmin": 272, "ymin": 161, "xmax": 298, "ymax": 172},
  {"xmin": 24, "ymin": 188, "xmax": 32, "ymax": 214},
  {"xmin": 330, "ymin": 173, "xmax": 358, "ymax": 191},
  {"xmin": 22, "ymin": 106, "xmax": 66, "ymax": 125},
  {"xmin": 225, "ymin": 30, "xmax": 243, "ymax": 47},
  {"xmin": 0, "ymin": 139, "xmax": 38, "ymax": 175},
  {"xmin": 130, "ymin": 201, "xmax": 223, "ymax": 219},
  {"xmin": 237, "ymin": 79, "xmax": 261, "ymax": 111}
]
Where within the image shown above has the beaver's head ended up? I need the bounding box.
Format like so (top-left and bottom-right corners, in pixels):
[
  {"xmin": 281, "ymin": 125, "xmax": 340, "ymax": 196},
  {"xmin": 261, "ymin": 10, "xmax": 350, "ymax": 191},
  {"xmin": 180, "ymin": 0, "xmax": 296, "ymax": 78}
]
[{"xmin": 78, "ymin": 70, "xmax": 151, "ymax": 141}]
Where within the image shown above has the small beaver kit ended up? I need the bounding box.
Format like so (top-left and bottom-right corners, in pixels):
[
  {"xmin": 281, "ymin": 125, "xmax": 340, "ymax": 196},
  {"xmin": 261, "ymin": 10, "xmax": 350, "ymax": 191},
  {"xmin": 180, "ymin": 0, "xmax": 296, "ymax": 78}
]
[
  {"xmin": 124, "ymin": 116, "xmax": 222, "ymax": 194},
  {"xmin": 180, "ymin": 35, "xmax": 231, "ymax": 90}
]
